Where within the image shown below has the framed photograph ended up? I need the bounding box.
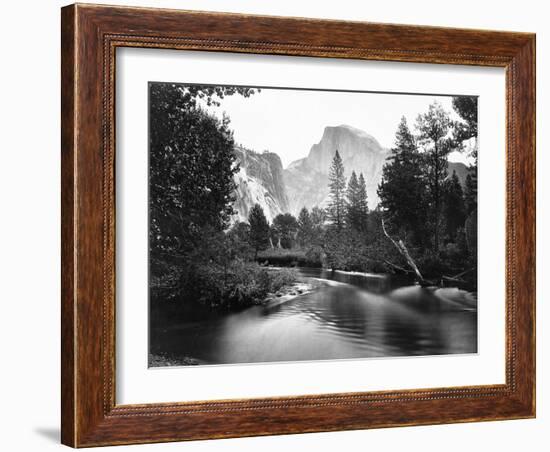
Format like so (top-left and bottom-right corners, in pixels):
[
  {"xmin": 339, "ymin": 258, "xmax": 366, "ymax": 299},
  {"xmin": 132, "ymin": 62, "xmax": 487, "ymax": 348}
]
[{"xmin": 61, "ymin": 3, "xmax": 536, "ymax": 447}]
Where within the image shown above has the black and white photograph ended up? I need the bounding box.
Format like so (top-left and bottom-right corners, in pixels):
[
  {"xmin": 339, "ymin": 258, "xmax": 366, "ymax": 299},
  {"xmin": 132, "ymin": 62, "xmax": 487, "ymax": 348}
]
[
  {"xmin": 148, "ymin": 82, "xmax": 479, "ymax": 367},
  {"xmin": 1, "ymin": 0, "xmax": 542, "ymax": 449}
]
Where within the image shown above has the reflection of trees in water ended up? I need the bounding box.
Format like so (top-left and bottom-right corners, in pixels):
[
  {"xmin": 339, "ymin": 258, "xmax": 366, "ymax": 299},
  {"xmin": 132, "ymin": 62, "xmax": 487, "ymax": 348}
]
[
  {"xmin": 260, "ymin": 280, "xmax": 474, "ymax": 357},
  {"xmin": 325, "ymin": 287, "xmax": 444, "ymax": 356},
  {"xmin": 151, "ymin": 271, "xmax": 477, "ymax": 365}
]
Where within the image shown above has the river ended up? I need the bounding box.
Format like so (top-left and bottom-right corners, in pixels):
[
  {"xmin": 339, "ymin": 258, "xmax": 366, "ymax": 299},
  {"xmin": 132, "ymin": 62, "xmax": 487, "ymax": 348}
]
[{"xmin": 150, "ymin": 267, "xmax": 477, "ymax": 366}]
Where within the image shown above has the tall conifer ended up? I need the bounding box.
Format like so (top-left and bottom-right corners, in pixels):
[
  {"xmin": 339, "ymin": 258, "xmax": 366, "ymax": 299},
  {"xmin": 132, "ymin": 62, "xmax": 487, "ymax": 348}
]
[
  {"xmin": 443, "ymin": 171, "xmax": 466, "ymax": 240},
  {"xmin": 345, "ymin": 171, "xmax": 360, "ymax": 229},
  {"xmin": 464, "ymin": 173, "xmax": 477, "ymax": 215},
  {"xmin": 248, "ymin": 204, "xmax": 270, "ymax": 259},
  {"xmin": 297, "ymin": 207, "xmax": 313, "ymax": 248},
  {"xmin": 327, "ymin": 150, "xmax": 347, "ymax": 230},
  {"xmin": 416, "ymin": 102, "xmax": 453, "ymax": 252},
  {"xmin": 357, "ymin": 173, "xmax": 369, "ymax": 232},
  {"xmin": 378, "ymin": 116, "xmax": 427, "ymax": 245}
]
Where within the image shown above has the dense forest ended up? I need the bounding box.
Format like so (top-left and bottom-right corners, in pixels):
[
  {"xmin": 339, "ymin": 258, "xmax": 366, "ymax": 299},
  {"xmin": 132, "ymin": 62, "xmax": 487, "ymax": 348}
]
[{"xmin": 150, "ymin": 83, "xmax": 478, "ymax": 319}]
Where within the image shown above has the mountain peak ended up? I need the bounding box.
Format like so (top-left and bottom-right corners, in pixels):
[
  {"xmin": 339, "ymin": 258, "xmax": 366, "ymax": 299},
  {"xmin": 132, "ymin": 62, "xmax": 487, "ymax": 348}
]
[
  {"xmin": 283, "ymin": 125, "xmax": 389, "ymax": 215},
  {"xmin": 324, "ymin": 124, "xmax": 380, "ymax": 145},
  {"xmin": 306, "ymin": 125, "xmax": 387, "ymax": 174}
]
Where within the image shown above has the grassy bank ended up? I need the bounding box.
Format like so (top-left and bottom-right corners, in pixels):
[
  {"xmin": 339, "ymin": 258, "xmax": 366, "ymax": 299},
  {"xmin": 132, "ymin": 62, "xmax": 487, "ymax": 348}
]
[
  {"xmin": 150, "ymin": 261, "xmax": 299, "ymax": 322},
  {"xmin": 257, "ymin": 247, "xmax": 322, "ymax": 268}
]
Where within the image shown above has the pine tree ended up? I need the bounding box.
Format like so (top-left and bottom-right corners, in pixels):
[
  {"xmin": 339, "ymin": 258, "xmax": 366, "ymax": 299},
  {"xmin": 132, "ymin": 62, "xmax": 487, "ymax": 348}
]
[
  {"xmin": 248, "ymin": 204, "xmax": 270, "ymax": 259},
  {"xmin": 357, "ymin": 173, "xmax": 369, "ymax": 232},
  {"xmin": 297, "ymin": 207, "xmax": 313, "ymax": 248},
  {"xmin": 310, "ymin": 206, "xmax": 326, "ymax": 246},
  {"xmin": 464, "ymin": 172, "xmax": 477, "ymax": 215},
  {"xmin": 452, "ymin": 96, "xmax": 478, "ymax": 141},
  {"xmin": 378, "ymin": 116, "xmax": 427, "ymax": 246},
  {"xmin": 310, "ymin": 206, "xmax": 326, "ymax": 228},
  {"xmin": 327, "ymin": 150, "xmax": 347, "ymax": 230},
  {"xmin": 452, "ymin": 96, "xmax": 478, "ymax": 162},
  {"xmin": 416, "ymin": 102, "xmax": 454, "ymax": 253},
  {"xmin": 443, "ymin": 171, "xmax": 466, "ymax": 241},
  {"xmin": 452, "ymin": 96, "xmax": 478, "ymax": 219},
  {"xmin": 346, "ymin": 172, "xmax": 369, "ymax": 233},
  {"xmin": 463, "ymin": 170, "xmax": 477, "ymax": 260},
  {"xmin": 345, "ymin": 171, "xmax": 360, "ymax": 229}
]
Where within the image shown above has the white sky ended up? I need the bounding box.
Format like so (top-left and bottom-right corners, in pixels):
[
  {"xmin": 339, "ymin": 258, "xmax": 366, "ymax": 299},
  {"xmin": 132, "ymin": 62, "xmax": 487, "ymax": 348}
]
[{"xmin": 200, "ymin": 87, "xmax": 472, "ymax": 167}]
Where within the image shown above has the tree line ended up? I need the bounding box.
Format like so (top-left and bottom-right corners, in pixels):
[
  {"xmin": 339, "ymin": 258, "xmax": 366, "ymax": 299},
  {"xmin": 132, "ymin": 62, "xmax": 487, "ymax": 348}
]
[
  {"xmin": 150, "ymin": 84, "xmax": 478, "ymax": 318},
  {"xmin": 238, "ymin": 99, "xmax": 478, "ymax": 287},
  {"xmin": 149, "ymin": 83, "xmax": 297, "ymax": 316}
]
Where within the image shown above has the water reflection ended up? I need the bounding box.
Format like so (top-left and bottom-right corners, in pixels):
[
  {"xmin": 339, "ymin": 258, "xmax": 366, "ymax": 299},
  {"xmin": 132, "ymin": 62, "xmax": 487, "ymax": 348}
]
[{"xmin": 150, "ymin": 268, "xmax": 477, "ymax": 366}]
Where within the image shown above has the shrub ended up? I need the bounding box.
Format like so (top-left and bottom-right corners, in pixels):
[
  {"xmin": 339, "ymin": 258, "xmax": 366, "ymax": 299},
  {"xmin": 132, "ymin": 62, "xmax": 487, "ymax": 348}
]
[
  {"xmin": 257, "ymin": 248, "xmax": 322, "ymax": 267},
  {"xmin": 304, "ymin": 246, "xmax": 324, "ymax": 267},
  {"xmin": 267, "ymin": 267, "xmax": 297, "ymax": 293},
  {"xmin": 184, "ymin": 259, "xmax": 297, "ymax": 310}
]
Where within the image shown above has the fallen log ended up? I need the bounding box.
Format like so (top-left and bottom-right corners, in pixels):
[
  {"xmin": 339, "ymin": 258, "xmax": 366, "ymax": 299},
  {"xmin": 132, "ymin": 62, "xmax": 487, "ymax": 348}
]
[
  {"xmin": 448, "ymin": 268, "xmax": 474, "ymax": 279},
  {"xmin": 441, "ymin": 275, "xmax": 466, "ymax": 283},
  {"xmin": 381, "ymin": 219, "xmax": 433, "ymax": 286},
  {"xmin": 440, "ymin": 268, "xmax": 475, "ymax": 285},
  {"xmin": 384, "ymin": 259, "xmax": 412, "ymax": 274}
]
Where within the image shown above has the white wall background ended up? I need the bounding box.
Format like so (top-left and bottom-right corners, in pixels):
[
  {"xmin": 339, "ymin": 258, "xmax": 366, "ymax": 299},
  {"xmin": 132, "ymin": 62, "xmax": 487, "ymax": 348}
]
[{"xmin": 0, "ymin": 1, "xmax": 545, "ymax": 451}]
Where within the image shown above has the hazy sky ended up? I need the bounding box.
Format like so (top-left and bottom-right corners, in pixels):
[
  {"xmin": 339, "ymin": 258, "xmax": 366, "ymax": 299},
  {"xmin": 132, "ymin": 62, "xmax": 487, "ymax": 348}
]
[{"xmin": 199, "ymin": 87, "xmax": 471, "ymax": 168}]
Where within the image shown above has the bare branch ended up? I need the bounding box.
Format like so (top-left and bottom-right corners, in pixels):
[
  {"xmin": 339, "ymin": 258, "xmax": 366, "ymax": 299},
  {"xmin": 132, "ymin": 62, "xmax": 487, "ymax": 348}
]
[{"xmin": 381, "ymin": 219, "xmax": 427, "ymax": 284}]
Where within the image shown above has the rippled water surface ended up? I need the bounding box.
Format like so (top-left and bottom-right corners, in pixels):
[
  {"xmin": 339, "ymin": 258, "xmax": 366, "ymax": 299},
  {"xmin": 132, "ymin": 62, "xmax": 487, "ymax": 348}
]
[{"xmin": 150, "ymin": 268, "xmax": 477, "ymax": 366}]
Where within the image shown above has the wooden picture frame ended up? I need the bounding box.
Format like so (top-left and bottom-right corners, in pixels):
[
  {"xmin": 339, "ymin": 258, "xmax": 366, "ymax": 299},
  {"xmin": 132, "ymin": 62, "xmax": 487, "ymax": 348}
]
[{"xmin": 61, "ymin": 3, "xmax": 535, "ymax": 447}]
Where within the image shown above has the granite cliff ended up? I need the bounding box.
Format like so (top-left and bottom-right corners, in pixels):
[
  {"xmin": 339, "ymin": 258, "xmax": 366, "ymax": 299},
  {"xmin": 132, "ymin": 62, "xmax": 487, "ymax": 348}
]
[
  {"xmin": 231, "ymin": 126, "xmax": 470, "ymax": 222},
  {"xmin": 231, "ymin": 145, "xmax": 289, "ymax": 223}
]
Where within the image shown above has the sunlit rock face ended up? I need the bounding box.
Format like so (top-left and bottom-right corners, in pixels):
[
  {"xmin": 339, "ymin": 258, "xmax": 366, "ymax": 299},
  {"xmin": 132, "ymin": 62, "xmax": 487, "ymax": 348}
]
[
  {"xmin": 231, "ymin": 145, "xmax": 289, "ymax": 223},
  {"xmin": 231, "ymin": 127, "xmax": 470, "ymax": 222},
  {"xmin": 284, "ymin": 125, "xmax": 389, "ymax": 215}
]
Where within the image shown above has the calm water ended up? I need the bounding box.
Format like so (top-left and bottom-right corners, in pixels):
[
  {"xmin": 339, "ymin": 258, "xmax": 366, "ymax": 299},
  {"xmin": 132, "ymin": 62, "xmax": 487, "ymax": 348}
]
[{"xmin": 150, "ymin": 268, "xmax": 477, "ymax": 366}]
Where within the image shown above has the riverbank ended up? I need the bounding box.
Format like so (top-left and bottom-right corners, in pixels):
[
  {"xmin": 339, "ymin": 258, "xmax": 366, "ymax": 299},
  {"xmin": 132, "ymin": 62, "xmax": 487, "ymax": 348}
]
[
  {"xmin": 257, "ymin": 248, "xmax": 321, "ymax": 268},
  {"xmin": 149, "ymin": 266, "xmax": 478, "ymax": 367},
  {"xmin": 262, "ymin": 280, "xmax": 315, "ymax": 305}
]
